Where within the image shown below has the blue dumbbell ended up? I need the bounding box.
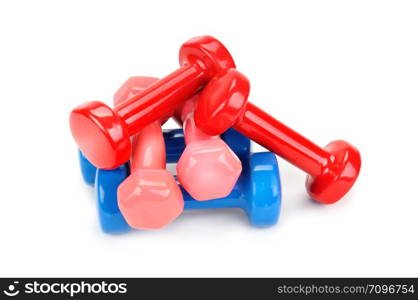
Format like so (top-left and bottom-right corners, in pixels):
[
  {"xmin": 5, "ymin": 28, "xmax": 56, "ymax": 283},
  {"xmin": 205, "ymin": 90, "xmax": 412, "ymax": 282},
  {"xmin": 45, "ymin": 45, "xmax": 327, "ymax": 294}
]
[
  {"xmin": 78, "ymin": 129, "xmax": 281, "ymax": 233},
  {"xmin": 183, "ymin": 151, "xmax": 280, "ymax": 226},
  {"xmin": 95, "ymin": 164, "xmax": 131, "ymax": 233},
  {"xmin": 221, "ymin": 127, "xmax": 251, "ymax": 162},
  {"xmin": 78, "ymin": 150, "xmax": 97, "ymax": 186},
  {"xmin": 79, "ymin": 153, "xmax": 132, "ymax": 233}
]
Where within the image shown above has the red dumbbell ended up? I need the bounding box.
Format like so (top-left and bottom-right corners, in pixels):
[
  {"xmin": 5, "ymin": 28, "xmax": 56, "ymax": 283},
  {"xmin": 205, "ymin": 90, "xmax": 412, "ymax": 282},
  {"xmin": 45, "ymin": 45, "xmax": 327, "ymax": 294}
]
[
  {"xmin": 70, "ymin": 36, "xmax": 235, "ymax": 169},
  {"xmin": 194, "ymin": 69, "xmax": 361, "ymax": 204}
]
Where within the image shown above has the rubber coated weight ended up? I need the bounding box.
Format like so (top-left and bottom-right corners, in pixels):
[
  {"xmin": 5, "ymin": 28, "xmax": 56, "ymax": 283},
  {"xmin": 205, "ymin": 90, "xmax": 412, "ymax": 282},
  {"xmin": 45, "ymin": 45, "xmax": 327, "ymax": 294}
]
[
  {"xmin": 195, "ymin": 69, "xmax": 361, "ymax": 204},
  {"xmin": 70, "ymin": 36, "xmax": 236, "ymax": 169}
]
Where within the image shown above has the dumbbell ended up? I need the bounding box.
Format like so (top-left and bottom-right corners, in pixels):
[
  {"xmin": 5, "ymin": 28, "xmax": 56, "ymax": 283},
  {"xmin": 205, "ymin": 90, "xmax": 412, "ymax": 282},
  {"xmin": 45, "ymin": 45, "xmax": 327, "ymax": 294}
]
[
  {"xmin": 78, "ymin": 128, "xmax": 281, "ymax": 232},
  {"xmin": 114, "ymin": 76, "xmax": 183, "ymax": 229},
  {"xmin": 195, "ymin": 69, "xmax": 362, "ymax": 204},
  {"xmin": 95, "ymin": 164, "xmax": 131, "ymax": 233},
  {"xmin": 175, "ymin": 96, "xmax": 242, "ymax": 200},
  {"xmin": 183, "ymin": 150, "xmax": 281, "ymax": 227},
  {"xmin": 70, "ymin": 35, "xmax": 237, "ymax": 169}
]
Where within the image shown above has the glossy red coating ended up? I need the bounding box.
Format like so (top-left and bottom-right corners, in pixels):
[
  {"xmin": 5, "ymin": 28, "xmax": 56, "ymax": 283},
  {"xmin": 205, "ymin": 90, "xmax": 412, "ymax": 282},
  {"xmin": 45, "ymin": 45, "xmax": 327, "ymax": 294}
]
[
  {"xmin": 70, "ymin": 101, "xmax": 131, "ymax": 170},
  {"xmin": 195, "ymin": 69, "xmax": 361, "ymax": 204},
  {"xmin": 112, "ymin": 76, "xmax": 166, "ymax": 171},
  {"xmin": 195, "ymin": 69, "xmax": 250, "ymax": 135},
  {"xmin": 306, "ymin": 140, "xmax": 361, "ymax": 204},
  {"xmin": 70, "ymin": 36, "xmax": 235, "ymax": 169}
]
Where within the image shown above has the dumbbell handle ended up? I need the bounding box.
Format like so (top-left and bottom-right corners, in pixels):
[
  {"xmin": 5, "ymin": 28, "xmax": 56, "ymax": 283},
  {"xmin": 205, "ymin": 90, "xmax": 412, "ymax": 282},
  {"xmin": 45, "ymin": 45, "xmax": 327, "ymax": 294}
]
[
  {"xmin": 236, "ymin": 103, "xmax": 330, "ymax": 176},
  {"xmin": 170, "ymin": 112, "xmax": 324, "ymax": 180},
  {"xmin": 116, "ymin": 64, "xmax": 208, "ymax": 135},
  {"xmin": 131, "ymin": 122, "xmax": 165, "ymax": 170},
  {"xmin": 183, "ymin": 182, "xmax": 244, "ymax": 210},
  {"xmin": 179, "ymin": 97, "xmax": 218, "ymax": 144},
  {"xmin": 113, "ymin": 76, "xmax": 166, "ymax": 171}
]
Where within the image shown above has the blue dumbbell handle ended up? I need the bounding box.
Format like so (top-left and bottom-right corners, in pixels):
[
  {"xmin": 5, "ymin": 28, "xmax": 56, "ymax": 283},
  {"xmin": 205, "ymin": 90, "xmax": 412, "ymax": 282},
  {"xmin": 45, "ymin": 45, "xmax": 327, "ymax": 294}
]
[
  {"xmin": 183, "ymin": 179, "xmax": 247, "ymax": 210},
  {"xmin": 164, "ymin": 129, "xmax": 249, "ymax": 164},
  {"xmin": 164, "ymin": 129, "xmax": 186, "ymax": 163}
]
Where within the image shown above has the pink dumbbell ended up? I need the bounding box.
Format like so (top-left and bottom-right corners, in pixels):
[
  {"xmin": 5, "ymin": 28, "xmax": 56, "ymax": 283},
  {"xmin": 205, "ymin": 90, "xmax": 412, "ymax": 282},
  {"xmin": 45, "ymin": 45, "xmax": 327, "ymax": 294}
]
[
  {"xmin": 113, "ymin": 77, "xmax": 183, "ymax": 229},
  {"xmin": 175, "ymin": 97, "xmax": 242, "ymax": 200}
]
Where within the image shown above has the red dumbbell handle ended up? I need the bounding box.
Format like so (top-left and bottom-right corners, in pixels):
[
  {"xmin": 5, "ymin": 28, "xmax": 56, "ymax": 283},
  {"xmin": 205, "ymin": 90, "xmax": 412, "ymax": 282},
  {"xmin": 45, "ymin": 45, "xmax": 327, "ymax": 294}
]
[
  {"xmin": 237, "ymin": 103, "xmax": 331, "ymax": 176},
  {"xmin": 113, "ymin": 76, "xmax": 166, "ymax": 171},
  {"xmin": 116, "ymin": 64, "xmax": 208, "ymax": 135}
]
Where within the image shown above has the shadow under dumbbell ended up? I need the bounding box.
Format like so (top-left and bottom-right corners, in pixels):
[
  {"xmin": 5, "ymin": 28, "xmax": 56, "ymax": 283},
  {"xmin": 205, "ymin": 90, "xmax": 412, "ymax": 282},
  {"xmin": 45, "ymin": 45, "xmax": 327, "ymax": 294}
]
[
  {"xmin": 178, "ymin": 208, "xmax": 250, "ymax": 225},
  {"xmin": 278, "ymin": 161, "xmax": 322, "ymax": 219}
]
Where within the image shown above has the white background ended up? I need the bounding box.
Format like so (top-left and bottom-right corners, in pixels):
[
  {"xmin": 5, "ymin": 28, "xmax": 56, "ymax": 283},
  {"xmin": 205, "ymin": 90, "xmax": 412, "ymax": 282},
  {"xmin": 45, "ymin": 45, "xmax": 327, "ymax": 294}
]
[{"xmin": 0, "ymin": 0, "xmax": 417, "ymax": 277}]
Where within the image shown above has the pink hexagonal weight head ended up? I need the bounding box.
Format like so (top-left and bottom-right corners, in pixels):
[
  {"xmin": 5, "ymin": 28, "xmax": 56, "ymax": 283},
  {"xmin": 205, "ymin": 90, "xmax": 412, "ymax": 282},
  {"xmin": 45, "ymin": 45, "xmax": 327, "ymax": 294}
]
[
  {"xmin": 117, "ymin": 169, "xmax": 184, "ymax": 229},
  {"xmin": 177, "ymin": 139, "xmax": 242, "ymax": 201}
]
